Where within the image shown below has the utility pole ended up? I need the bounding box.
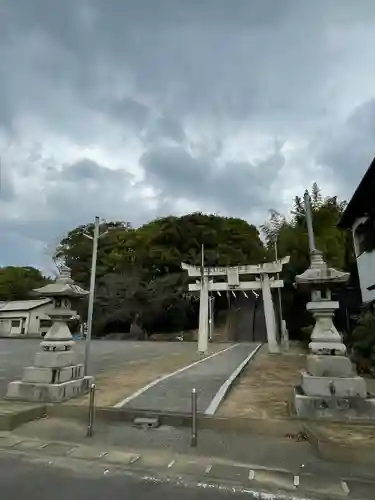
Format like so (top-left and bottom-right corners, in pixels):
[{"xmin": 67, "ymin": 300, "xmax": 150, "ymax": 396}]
[
  {"xmin": 83, "ymin": 217, "xmax": 109, "ymax": 376},
  {"xmin": 274, "ymin": 240, "xmax": 284, "ymax": 343}
]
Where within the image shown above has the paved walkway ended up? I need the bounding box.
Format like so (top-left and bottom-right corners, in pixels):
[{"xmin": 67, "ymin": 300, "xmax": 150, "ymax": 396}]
[
  {"xmin": 1, "ymin": 426, "xmax": 372, "ymax": 499},
  {"xmin": 118, "ymin": 343, "xmax": 260, "ymax": 414}
]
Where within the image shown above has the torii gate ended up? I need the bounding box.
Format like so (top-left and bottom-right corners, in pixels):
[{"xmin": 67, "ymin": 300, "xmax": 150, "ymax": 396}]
[{"xmin": 181, "ymin": 256, "xmax": 290, "ymax": 353}]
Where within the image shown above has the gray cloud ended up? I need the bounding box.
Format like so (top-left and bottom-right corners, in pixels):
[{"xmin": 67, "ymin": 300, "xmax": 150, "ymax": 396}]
[
  {"xmin": 144, "ymin": 116, "xmax": 186, "ymax": 144},
  {"xmin": 106, "ymin": 98, "xmax": 151, "ymax": 132},
  {"xmin": 1, "ymin": 0, "xmax": 375, "ymax": 268},
  {"xmin": 141, "ymin": 143, "xmax": 285, "ymax": 214},
  {"xmin": 314, "ymin": 99, "xmax": 375, "ymax": 194},
  {"xmin": 0, "ymin": 157, "xmax": 15, "ymax": 201}
]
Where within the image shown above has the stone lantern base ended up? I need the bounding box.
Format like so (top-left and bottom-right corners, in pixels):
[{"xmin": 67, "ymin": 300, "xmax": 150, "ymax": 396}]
[
  {"xmin": 293, "ymin": 386, "xmax": 375, "ymax": 421},
  {"xmin": 6, "ymin": 349, "xmax": 92, "ymax": 403},
  {"xmin": 293, "ymin": 352, "xmax": 375, "ymax": 421},
  {"xmin": 293, "ymin": 299, "xmax": 375, "ymax": 420}
]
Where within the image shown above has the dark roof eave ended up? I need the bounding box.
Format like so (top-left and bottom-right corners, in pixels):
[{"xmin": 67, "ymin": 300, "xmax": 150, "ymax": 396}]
[{"xmin": 338, "ymin": 157, "xmax": 375, "ymax": 229}]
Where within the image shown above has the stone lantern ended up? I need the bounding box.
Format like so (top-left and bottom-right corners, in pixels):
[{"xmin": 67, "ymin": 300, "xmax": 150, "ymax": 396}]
[
  {"xmin": 6, "ymin": 265, "xmax": 92, "ymax": 403},
  {"xmin": 296, "ymin": 249, "xmax": 349, "ymax": 357},
  {"xmin": 293, "ymin": 191, "xmax": 375, "ymax": 420}
]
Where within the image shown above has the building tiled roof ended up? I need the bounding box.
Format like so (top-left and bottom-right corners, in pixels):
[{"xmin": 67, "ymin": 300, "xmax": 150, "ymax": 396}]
[{"xmin": 0, "ymin": 298, "xmax": 52, "ymax": 312}]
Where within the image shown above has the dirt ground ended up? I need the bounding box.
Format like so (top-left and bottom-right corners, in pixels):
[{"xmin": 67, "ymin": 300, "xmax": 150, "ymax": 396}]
[
  {"xmin": 312, "ymin": 422, "xmax": 375, "ymax": 444},
  {"xmin": 218, "ymin": 344, "xmax": 306, "ymax": 419},
  {"xmin": 66, "ymin": 349, "xmax": 216, "ymax": 407}
]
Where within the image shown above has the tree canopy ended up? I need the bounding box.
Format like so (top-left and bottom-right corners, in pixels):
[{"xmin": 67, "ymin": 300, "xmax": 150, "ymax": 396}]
[
  {"xmin": 261, "ymin": 183, "xmax": 352, "ymax": 274},
  {"xmin": 54, "ymin": 213, "xmax": 266, "ymax": 335},
  {"xmin": 0, "ymin": 266, "xmax": 50, "ymax": 301}
]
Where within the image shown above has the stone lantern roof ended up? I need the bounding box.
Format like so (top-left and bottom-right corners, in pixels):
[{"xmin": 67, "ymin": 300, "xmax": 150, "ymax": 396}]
[
  {"xmin": 295, "ymin": 250, "xmax": 349, "ymax": 288},
  {"xmin": 33, "ymin": 265, "xmax": 89, "ymax": 298}
]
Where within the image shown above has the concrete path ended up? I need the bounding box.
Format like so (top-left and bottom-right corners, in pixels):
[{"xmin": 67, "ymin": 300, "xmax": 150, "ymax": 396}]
[{"xmin": 118, "ymin": 343, "xmax": 260, "ymax": 414}]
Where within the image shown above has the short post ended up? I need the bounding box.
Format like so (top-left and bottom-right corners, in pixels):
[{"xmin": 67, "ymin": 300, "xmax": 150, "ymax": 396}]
[
  {"xmin": 86, "ymin": 383, "xmax": 96, "ymax": 437},
  {"xmin": 191, "ymin": 387, "xmax": 197, "ymax": 447}
]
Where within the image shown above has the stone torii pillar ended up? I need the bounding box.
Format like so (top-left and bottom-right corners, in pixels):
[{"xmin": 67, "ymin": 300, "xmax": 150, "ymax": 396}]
[
  {"xmin": 260, "ymin": 273, "xmax": 279, "ymax": 353},
  {"xmin": 198, "ymin": 272, "xmax": 209, "ymax": 353}
]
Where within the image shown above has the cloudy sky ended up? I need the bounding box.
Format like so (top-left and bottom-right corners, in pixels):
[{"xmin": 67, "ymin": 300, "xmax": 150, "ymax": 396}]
[{"xmin": 1, "ymin": 0, "xmax": 375, "ymax": 271}]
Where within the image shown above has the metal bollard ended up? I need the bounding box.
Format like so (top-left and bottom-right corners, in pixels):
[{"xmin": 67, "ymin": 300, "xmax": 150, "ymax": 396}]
[
  {"xmin": 86, "ymin": 383, "xmax": 96, "ymax": 437},
  {"xmin": 191, "ymin": 387, "xmax": 197, "ymax": 447}
]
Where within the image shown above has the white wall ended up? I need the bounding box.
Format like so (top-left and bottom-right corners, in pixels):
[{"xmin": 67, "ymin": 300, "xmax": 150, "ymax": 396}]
[
  {"xmin": 28, "ymin": 303, "xmax": 55, "ymax": 335},
  {"xmin": 356, "ymin": 251, "xmax": 375, "ymax": 304},
  {"xmin": 0, "ymin": 301, "xmax": 79, "ymax": 336},
  {"xmin": 0, "ymin": 311, "xmax": 29, "ymax": 336},
  {"xmin": 0, "ymin": 319, "xmax": 11, "ymax": 336},
  {"xmin": 352, "ymin": 216, "xmax": 375, "ymax": 304},
  {"xmin": 0, "ymin": 303, "xmax": 55, "ymax": 336}
]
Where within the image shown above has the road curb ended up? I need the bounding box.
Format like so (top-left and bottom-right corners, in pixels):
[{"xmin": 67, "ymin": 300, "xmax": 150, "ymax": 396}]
[
  {"xmin": 46, "ymin": 403, "xmax": 306, "ymax": 436},
  {"xmin": 0, "ymin": 404, "xmax": 46, "ymax": 430}
]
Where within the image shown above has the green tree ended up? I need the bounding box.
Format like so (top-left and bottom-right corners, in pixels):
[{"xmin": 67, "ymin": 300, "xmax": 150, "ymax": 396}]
[
  {"xmin": 54, "ymin": 220, "xmax": 133, "ymax": 287},
  {"xmin": 262, "ymin": 186, "xmax": 352, "ymax": 274},
  {"xmin": 56, "ymin": 213, "xmax": 266, "ymax": 336},
  {"xmin": 261, "ymin": 185, "xmax": 355, "ymax": 338},
  {"xmin": 0, "ymin": 266, "xmax": 50, "ymax": 301}
]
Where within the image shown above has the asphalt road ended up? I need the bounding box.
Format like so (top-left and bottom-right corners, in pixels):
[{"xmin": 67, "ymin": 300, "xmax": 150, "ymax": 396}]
[
  {"xmin": 0, "ymin": 339, "xmax": 217, "ymax": 398},
  {"xmin": 0, "ymin": 453, "xmax": 248, "ymax": 500}
]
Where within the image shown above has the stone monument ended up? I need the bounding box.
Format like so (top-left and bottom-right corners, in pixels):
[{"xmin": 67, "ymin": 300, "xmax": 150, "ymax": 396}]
[
  {"xmin": 6, "ymin": 265, "xmax": 92, "ymax": 403},
  {"xmin": 293, "ymin": 191, "xmax": 375, "ymax": 420}
]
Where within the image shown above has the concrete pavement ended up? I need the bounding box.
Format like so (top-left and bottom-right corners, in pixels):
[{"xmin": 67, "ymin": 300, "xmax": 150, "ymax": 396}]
[
  {"xmin": 0, "ymin": 339, "xmax": 229, "ymax": 398},
  {"xmin": 0, "ymin": 430, "xmax": 368, "ymax": 499},
  {"xmin": 15, "ymin": 416, "xmax": 375, "ymax": 482},
  {"xmin": 0, "ymin": 453, "xmax": 244, "ymax": 500},
  {"xmin": 118, "ymin": 343, "xmax": 260, "ymax": 413}
]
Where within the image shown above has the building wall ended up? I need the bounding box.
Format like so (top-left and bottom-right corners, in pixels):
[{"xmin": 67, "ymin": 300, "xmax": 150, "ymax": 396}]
[
  {"xmin": 352, "ymin": 216, "xmax": 375, "ymax": 304},
  {"xmin": 0, "ymin": 302, "xmax": 55, "ymax": 337},
  {"xmin": 28, "ymin": 303, "xmax": 55, "ymax": 335},
  {"xmin": 0, "ymin": 311, "xmax": 30, "ymax": 336}
]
